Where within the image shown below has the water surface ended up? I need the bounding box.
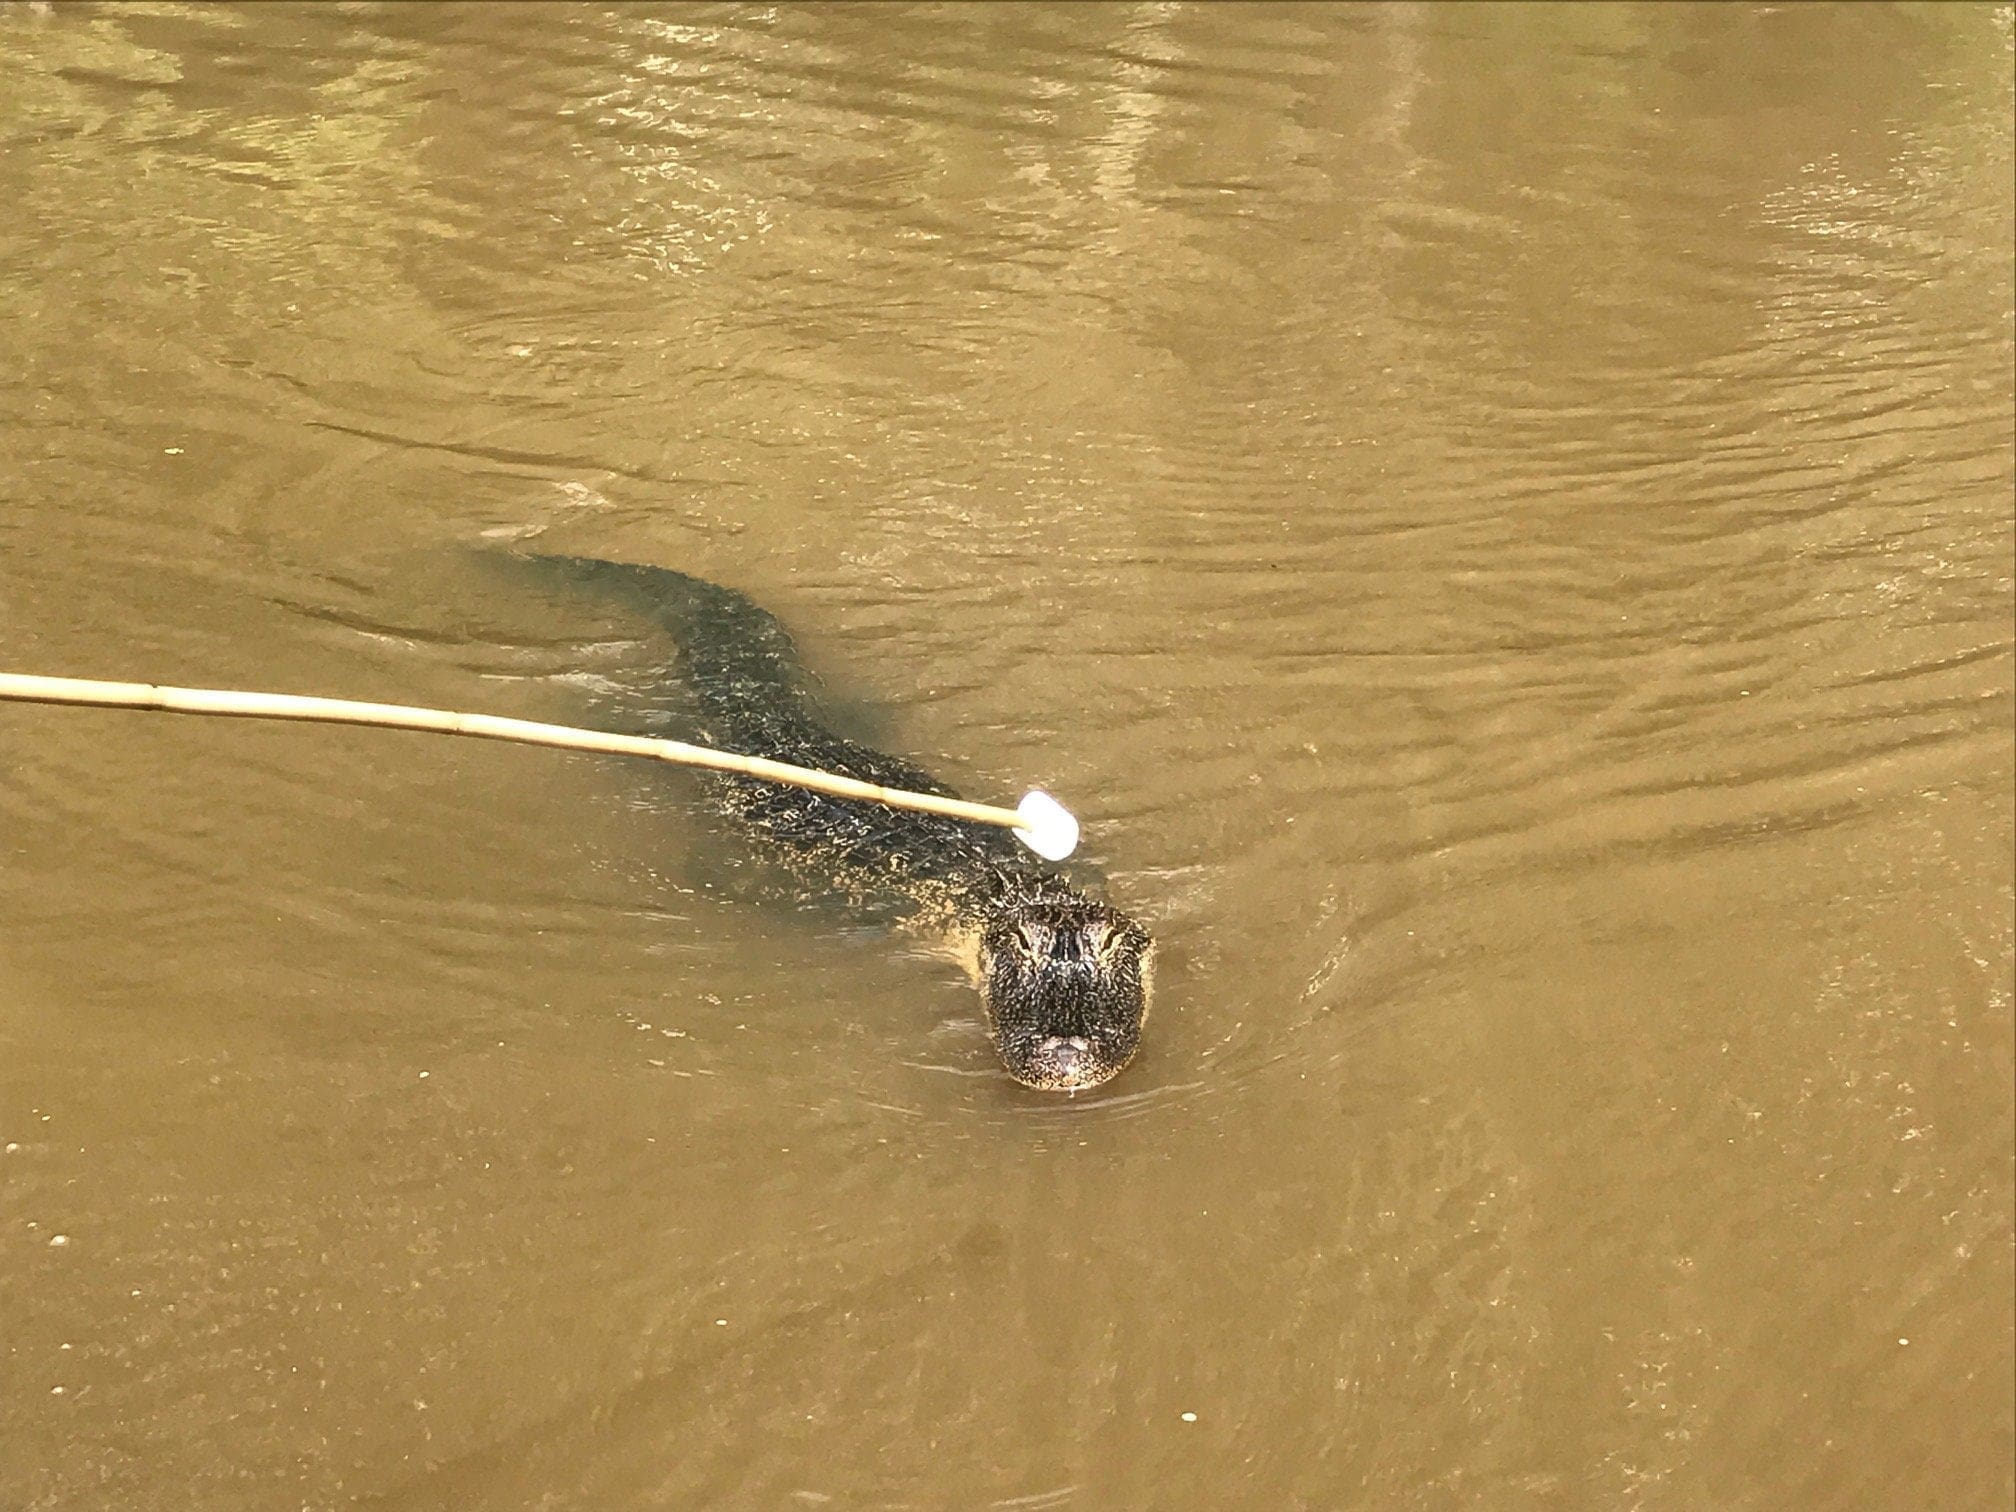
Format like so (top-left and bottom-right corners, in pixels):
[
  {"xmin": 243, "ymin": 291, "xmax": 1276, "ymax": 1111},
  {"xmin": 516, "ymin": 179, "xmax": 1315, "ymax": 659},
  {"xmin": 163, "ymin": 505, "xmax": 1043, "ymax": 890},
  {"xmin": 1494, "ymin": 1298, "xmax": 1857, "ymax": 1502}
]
[{"xmin": 2, "ymin": 4, "xmax": 2011, "ymax": 1508}]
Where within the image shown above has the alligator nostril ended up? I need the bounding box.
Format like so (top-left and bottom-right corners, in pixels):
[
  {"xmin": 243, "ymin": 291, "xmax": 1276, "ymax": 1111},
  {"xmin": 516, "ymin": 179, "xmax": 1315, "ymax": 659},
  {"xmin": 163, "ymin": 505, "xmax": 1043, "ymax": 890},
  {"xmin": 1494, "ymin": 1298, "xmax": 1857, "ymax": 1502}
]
[{"xmin": 1040, "ymin": 1036, "xmax": 1091, "ymax": 1075}]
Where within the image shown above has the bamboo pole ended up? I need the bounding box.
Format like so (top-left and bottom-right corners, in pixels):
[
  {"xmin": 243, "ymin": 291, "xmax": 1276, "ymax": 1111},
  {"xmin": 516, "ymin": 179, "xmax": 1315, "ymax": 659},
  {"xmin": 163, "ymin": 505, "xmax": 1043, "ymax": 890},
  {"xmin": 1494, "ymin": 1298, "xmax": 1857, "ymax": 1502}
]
[{"xmin": 0, "ymin": 671, "xmax": 1080, "ymax": 858}]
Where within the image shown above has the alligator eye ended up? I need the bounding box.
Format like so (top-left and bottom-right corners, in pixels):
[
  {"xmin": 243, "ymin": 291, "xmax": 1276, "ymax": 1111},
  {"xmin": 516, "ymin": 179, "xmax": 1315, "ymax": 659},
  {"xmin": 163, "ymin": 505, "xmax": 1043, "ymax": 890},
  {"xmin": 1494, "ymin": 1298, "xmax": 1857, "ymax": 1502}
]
[{"xmin": 1013, "ymin": 923, "xmax": 1043, "ymax": 955}]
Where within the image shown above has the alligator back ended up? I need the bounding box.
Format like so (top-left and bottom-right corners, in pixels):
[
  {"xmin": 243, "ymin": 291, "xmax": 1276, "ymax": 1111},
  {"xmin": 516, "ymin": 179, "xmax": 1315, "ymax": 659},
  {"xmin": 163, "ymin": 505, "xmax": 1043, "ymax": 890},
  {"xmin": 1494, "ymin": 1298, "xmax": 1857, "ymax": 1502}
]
[{"xmin": 511, "ymin": 554, "xmax": 1066, "ymax": 918}]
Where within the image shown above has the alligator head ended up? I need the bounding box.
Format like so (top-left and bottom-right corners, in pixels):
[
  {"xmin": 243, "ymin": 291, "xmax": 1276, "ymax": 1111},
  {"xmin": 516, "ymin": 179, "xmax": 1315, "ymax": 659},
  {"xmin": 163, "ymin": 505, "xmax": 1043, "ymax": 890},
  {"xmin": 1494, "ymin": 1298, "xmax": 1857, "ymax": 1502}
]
[{"xmin": 977, "ymin": 898, "xmax": 1153, "ymax": 1092}]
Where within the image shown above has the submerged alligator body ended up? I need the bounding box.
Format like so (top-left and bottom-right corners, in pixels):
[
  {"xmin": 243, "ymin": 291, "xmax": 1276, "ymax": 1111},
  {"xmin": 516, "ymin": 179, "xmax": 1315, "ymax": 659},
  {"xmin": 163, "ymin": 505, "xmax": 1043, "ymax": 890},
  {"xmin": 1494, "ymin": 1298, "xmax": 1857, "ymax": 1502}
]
[{"xmin": 527, "ymin": 555, "xmax": 1152, "ymax": 1092}]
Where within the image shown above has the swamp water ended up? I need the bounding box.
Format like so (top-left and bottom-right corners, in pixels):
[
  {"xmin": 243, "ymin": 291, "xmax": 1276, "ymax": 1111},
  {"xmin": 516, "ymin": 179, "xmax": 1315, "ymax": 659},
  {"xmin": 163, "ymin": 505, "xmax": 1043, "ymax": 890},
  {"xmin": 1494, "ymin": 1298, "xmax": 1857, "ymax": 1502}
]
[{"xmin": 2, "ymin": 5, "xmax": 2011, "ymax": 1508}]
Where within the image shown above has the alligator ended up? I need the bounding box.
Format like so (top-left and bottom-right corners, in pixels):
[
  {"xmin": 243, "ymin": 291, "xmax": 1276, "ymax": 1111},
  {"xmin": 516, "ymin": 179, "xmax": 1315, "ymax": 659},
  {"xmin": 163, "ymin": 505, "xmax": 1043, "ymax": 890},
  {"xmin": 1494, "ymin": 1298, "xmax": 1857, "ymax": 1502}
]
[{"xmin": 522, "ymin": 555, "xmax": 1152, "ymax": 1092}]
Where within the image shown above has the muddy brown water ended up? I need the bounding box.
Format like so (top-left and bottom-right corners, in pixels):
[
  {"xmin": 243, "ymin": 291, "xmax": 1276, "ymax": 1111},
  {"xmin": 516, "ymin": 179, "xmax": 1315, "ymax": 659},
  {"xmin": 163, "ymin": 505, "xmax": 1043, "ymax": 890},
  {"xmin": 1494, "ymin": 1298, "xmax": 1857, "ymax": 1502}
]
[{"xmin": 2, "ymin": 5, "xmax": 2011, "ymax": 1509}]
